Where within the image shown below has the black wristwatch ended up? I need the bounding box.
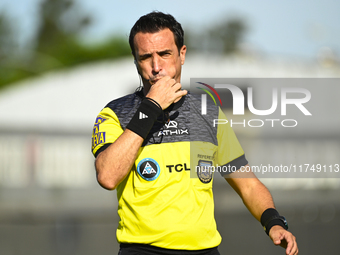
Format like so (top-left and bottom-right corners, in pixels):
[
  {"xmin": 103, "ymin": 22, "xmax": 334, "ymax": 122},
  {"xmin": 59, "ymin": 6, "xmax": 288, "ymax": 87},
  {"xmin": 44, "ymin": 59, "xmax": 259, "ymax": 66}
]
[{"xmin": 263, "ymin": 215, "xmax": 288, "ymax": 235}]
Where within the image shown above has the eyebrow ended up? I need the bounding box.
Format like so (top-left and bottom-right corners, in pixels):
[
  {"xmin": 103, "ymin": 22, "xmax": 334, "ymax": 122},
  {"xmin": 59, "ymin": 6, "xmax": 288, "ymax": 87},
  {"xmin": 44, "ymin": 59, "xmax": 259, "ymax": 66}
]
[{"xmin": 139, "ymin": 49, "xmax": 172, "ymax": 59}]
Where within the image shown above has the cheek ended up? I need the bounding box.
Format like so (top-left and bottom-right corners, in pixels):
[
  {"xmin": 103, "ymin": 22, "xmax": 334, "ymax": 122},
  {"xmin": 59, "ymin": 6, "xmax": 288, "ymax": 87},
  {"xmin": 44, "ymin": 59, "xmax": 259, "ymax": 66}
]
[
  {"xmin": 139, "ymin": 63, "xmax": 151, "ymax": 73},
  {"xmin": 167, "ymin": 59, "xmax": 181, "ymax": 72},
  {"xmin": 164, "ymin": 65, "xmax": 177, "ymax": 77}
]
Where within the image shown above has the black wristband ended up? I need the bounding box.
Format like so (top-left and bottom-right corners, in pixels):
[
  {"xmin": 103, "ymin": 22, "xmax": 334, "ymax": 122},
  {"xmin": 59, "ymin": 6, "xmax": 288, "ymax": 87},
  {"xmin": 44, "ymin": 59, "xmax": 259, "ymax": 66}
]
[
  {"xmin": 144, "ymin": 97, "xmax": 162, "ymax": 110},
  {"xmin": 126, "ymin": 99, "xmax": 163, "ymax": 139},
  {"xmin": 260, "ymin": 208, "xmax": 288, "ymax": 235}
]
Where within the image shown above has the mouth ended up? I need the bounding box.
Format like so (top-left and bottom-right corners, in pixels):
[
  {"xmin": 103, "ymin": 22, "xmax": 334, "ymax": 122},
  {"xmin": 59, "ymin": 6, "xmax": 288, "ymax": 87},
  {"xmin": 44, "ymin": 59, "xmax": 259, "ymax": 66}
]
[
  {"xmin": 150, "ymin": 78, "xmax": 160, "ymax": 83},
  {"xmin": 149, "ymin": 77, "xmax": 161, "ymax": 85},
  {"xmin": 148, "ymin": 73, "xmax": 173, "ymax": 85}
]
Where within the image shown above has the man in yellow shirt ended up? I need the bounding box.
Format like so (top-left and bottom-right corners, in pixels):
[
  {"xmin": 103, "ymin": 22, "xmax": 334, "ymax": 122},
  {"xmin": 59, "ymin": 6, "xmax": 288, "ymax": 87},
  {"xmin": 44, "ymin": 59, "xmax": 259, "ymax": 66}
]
[{"xmin": 92, "ymin": 11, "xmax": 298, "ymax": 255}]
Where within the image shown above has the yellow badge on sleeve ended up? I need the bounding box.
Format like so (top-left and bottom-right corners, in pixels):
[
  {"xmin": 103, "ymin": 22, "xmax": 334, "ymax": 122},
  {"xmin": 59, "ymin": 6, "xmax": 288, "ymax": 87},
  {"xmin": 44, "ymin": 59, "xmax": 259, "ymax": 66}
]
[{"xmin": 92, "ymin": 115, "xmax": 108, "ymax": 150}]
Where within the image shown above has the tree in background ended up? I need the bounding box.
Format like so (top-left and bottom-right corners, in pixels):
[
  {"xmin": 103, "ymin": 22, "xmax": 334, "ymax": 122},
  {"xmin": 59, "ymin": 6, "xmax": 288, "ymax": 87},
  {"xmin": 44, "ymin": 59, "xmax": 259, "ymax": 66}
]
[
  {"xmin": 0, "ymin": 12, "xmax": 15, "ymax": 62},
  {"xmin": 0, "ymin": 1, "xmax": 247, "ymax": 90},
  {"xmin": 0, "ymin": 12, "xmax": 25, "ymax": 89},
  {"xmin": 185, "ymin": 18, "xmax": 247, "ymax": 55},
  {"xmin": 210, "ymin": 18, "xmax": 247, "ymax": 54},
  {"xmin": 36, "ymin": 0, "xmax": 91, "ymax": 52},
  {"xmin": 0, "ymin": 0, "xmax": 131, "ymax": 90},
  {"xmin": 33, "ymin": 0, "xmax": 131, "ymax": 71}
]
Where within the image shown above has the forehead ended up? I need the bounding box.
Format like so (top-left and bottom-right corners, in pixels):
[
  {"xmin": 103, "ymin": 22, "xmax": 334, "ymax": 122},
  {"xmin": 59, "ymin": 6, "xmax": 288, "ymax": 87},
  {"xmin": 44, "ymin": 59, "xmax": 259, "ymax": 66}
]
[{"xmin": 133, "ymin": 28, "xmax": 176, "ymax": 54}]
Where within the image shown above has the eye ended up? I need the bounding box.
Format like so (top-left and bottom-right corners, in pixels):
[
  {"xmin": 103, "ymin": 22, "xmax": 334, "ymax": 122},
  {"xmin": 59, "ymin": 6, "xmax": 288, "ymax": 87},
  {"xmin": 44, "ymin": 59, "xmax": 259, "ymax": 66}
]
[
  {"xmin": 159, "ymin": 50, "xmax": 171, "ymax": 56},
  {"xmin": 139, "ymin": 54, "xmax": 152, "ymax": 61}
]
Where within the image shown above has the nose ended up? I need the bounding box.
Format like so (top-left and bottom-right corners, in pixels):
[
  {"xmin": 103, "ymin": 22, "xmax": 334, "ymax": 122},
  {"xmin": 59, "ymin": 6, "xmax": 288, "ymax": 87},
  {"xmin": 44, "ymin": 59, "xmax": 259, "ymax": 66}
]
[{"xmin": 151, "ymin": 55, "xmax": 162, "ymax": 74}]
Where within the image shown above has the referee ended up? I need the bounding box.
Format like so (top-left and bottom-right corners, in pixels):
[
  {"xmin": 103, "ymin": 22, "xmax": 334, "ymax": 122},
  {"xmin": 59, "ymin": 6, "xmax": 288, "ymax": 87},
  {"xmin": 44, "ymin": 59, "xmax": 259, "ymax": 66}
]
[{"xmin": 91, "ymin": 11, "xmax": 298, "ymax": 255}]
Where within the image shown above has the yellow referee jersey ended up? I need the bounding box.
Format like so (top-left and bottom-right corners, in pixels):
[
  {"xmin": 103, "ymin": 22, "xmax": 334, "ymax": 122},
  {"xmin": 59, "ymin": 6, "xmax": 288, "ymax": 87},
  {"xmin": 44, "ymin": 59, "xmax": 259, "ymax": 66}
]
[{"xmin": 91, "ymin": 92, "xmax": 247, "ymax": 250}]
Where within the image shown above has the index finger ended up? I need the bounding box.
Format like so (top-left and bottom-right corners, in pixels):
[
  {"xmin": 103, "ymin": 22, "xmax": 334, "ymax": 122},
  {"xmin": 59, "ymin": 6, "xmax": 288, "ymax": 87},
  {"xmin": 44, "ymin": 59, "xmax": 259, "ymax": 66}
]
[{"xmin": 284, "ymin": 234, "xmax": 297, "ymax": 255}]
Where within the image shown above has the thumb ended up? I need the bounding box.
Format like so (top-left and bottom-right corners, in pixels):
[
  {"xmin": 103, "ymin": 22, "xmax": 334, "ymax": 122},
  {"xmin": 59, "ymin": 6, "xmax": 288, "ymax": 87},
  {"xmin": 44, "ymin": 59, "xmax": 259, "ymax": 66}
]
[
  {"xmin": 271, "ymin": 231, "xmax": 288, "ymax": 249},
  {"xmin": 273, "ymin": 237, "xmax": 282, "ymax": 245},
  {"xmin": 270, "ymin": 228, "xmax": 283, "ymax": 245}
]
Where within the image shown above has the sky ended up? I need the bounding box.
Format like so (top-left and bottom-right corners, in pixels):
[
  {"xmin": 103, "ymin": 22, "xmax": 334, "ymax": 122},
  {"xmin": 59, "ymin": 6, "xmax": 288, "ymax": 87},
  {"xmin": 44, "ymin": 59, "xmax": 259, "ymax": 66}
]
[{"xmin": 1, "ymin": 0, "xmax": 340, "ymax": 60}]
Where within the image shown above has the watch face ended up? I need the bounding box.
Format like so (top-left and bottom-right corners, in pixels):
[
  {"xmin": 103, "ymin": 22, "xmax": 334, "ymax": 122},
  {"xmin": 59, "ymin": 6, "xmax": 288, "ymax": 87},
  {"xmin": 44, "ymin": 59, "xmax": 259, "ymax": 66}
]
[
  {"xmin": 280, "ymin": 216, "xmax": 288, "ymax": 229},
  {"xmin": 264, "ymin": 215, "xmax": 289, "ymax": 234}
]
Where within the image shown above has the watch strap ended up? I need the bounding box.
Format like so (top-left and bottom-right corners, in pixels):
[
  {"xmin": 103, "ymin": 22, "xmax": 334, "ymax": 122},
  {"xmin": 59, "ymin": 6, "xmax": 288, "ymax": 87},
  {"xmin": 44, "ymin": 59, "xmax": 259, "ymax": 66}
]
[{"xmin": 261, "ymin": 208, "xmax": 288, "ymax": 235}]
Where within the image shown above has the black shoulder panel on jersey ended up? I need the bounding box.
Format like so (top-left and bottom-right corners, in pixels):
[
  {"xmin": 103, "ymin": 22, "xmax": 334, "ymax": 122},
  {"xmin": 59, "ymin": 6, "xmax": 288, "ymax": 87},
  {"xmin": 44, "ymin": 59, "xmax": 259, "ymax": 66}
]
[
  {"xmin": 103, "ymin": 92, "xmax": 219, "ymax": 147},
  {"xmin": 104, "ymin": 91, "xmax": 143, "ymax": 130},
  {"xmin": 187, "ymin": 93, "xmax": 219, "ymax": 145}
]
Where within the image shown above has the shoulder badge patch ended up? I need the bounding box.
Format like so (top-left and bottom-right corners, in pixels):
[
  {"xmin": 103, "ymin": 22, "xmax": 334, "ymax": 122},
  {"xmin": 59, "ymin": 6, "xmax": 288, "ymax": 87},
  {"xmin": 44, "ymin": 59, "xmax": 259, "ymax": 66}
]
[
  {"xmin": 197, "ymin": 160, "xmax": 213, "ymax": 183},
  {"xmin": 92, "ymin": 115, "xmax": 108, "ymax": 150}
]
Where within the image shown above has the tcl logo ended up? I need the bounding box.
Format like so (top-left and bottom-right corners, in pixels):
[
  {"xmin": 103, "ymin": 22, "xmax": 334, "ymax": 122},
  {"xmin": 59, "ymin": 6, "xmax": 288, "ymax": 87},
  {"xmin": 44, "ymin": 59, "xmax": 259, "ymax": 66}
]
[{"xmin": 166, "ymin": 163, "xmax": 190, "ymax": 173}]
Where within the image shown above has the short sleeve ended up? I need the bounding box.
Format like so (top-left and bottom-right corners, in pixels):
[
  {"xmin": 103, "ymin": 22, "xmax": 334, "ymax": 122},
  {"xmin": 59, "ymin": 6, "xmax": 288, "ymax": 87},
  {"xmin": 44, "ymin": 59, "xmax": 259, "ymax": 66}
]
[
  {"xmin": 91, "ymin": 107, "xmax": 124, "ymax": 157},
  {"xmin": 216, "ymin": 108, "xmax": 248, "ymax": 175}
]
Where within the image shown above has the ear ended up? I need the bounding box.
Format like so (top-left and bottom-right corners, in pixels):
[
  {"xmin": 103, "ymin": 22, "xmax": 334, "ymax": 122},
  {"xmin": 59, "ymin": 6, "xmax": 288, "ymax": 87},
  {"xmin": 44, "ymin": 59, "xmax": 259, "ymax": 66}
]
[
  {"xmin": 134, "ymin": 59, "xmax": 142, "ymax": 75},
  {"xmin": 180, "ymin": 45, "xmax": 187, "ymax": 65}
]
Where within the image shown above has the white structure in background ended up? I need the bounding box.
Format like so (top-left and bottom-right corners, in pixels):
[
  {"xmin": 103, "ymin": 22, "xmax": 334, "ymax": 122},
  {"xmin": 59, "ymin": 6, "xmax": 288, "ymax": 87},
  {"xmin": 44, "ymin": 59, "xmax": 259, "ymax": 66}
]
[{"xmin": 0, "ymin": 55, "xmax": 339, "ymax": 189}]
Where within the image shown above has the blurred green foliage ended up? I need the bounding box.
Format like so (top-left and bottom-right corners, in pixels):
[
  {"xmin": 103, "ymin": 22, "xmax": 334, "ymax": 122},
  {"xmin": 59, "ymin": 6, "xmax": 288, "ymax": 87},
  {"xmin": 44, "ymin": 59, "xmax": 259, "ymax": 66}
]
[
  {"xmin": 0, "ymin": 0, "xmax": 131, "ymax": 90},
  {"xmin": 185, "ymin": 18, "xmax": 247, "ymax": 55},
  {"xmin": 210, "ymin": 19, "xmax": 247, "ymax": 54},
  {"xmin": 0, "ymin": 0, "xmax": 247, "ymax": 90}
]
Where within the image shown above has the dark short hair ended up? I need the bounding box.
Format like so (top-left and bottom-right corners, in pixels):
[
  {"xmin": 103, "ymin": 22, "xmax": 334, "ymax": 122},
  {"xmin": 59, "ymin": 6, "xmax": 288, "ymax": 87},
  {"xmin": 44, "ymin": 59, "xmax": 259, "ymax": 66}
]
[{"xmin": 129, "ymin": 11, "xmax": 184, "ymax": 58}]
